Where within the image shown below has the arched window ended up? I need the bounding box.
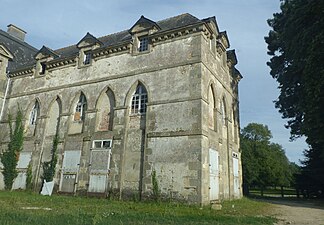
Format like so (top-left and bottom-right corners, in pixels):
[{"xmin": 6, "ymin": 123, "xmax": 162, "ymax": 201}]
[
  {"xmin": 208, "ymin": 85, "xmax": 215, "ymax": 130},
  {"xmin": 107, "ymin": 90, "xmax": 115, "ymax": 130},
  {"xmin": 29, "ymin": 101, "xmax": 39, "ymax": 125},
  {"xmin": 46, "ymin": 98, "xmax": 61, "ymax": 136},
  {"xmin": 131, "ymin": 84, "xmax": 147, "ymax": 114},
  {"xmin": 232, "ymin": 108, "xmax": 236, "ymax": 141},
  {"xmin": 96, "ymin": 89, "xmax": 115, "ymax": 131},
  {"xmin": 74, "ymin": 93, "xmax": 87, "ymax": 121}
]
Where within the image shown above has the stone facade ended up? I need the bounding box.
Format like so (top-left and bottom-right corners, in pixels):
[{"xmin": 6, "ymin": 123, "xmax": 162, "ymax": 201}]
[{"xmin": 0, "ymin": 13, "xmax": 242, "ymax": 204}]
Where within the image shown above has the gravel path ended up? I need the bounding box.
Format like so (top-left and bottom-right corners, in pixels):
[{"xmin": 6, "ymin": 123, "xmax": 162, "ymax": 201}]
[{"xmin": 266, "ymin": 199, "xmax": 324, "ymax": 225}]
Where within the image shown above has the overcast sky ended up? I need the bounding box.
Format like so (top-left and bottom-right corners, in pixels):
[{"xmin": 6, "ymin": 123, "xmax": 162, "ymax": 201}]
[{"xmin": 0, "ymin": 0, "xmax": 307, "ymax": 163}]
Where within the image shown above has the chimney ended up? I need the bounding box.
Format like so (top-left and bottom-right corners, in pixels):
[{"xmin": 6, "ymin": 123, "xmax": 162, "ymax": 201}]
[{"xmin": 7, "ymin": 24, "xmax": 26, "ymax": 42}]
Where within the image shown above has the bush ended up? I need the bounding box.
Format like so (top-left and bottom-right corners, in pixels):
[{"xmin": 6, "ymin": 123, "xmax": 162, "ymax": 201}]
[
  {"xmin": 42, "ymin": 134, "xmax": 58, "ymax": 182},
  {"xmin": 151, "ymin": 169, "xmax": 160, "ymax": 201}
]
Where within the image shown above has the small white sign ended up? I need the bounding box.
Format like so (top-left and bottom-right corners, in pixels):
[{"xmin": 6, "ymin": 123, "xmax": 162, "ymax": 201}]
[{"xmin": 40, "ymin": 180, "xmax": 54, "ymax": 196}]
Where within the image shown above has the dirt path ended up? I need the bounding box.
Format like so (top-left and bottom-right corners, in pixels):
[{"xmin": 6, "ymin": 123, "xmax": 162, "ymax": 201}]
[{"xmin": 266, "ymin": 199, "xmax": 324, "ymax": 225}]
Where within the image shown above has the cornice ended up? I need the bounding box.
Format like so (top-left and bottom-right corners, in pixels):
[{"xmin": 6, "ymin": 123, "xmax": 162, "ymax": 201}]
[
  {"xmin": 9, "ymin": 67, "xmax": 33, "ymax": 78},
  {"xmin": 150, "ymin": 23, "xmax": 210, "ymax": 45},
  {"xmin": 47, "ymin": 56, "xmax": 77, "ymax": 70},
  {"xmin": 92, "ymin": 41, "xmax": 131, "ymax": 59}
]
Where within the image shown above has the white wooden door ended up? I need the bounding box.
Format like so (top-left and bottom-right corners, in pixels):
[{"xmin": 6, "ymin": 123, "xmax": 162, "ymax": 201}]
[
  {"xmin": 88, "ymin": 149, "xmax": 111, "ymax": 193},
  {"xmin": 209, "ymin": 149, "xmax": 219, "ymax": 200},
  {"xmin": 59, "ymin": 150, "xmax": 81, "ymax": 193},
  {"xmin": 233, "ymin": 157, "xmax": 240, "ymax": 197},
  {"xmin": 12, "ymin": 152, "xmax": 32, "ymax": 190}
]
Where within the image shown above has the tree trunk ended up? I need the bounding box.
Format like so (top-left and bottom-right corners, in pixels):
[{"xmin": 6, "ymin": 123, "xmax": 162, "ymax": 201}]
[
  {"xmin": 243, "ymin": 183, "xmax": 250, "ymax": 196},
  {"xmin": 281, "ymin": 186, "xmax": 284, "ymax": 198}
]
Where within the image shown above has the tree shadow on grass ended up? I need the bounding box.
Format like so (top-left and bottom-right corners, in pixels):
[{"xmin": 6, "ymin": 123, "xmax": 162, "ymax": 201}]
[{"xmin": 248, "ymin": 195, "xmax": 324, "ymax": 211}]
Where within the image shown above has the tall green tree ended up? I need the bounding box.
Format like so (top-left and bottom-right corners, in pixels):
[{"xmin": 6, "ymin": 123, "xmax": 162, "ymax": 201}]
[
  {"xmin": 0, "ymin": 108, "xmax": 24, "ymax": 190},
  {"xmin": 265, "ymin": 0, "xmax": 324, "ymax": 196},
  {"xmin": 241, "ymin": 123, "xmax": 272, "ymax": 194},
  {"xmin": 268, "ymin": 143, "xmax": 291, "ymax": 188},
  {"xmin": 241, "ymin": 123, "xmax": 292, "ymax": 195}
]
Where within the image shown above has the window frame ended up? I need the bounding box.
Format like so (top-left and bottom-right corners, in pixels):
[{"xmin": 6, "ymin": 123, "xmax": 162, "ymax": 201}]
[
  {"xmin": 83, "ymin": 52, "xmax": 91, "ymax": 65},
  {"xmin": 131, "ymin": 85, "xmax": 148, "ymax": 114},
  {"xmin": 74, "ymin": 93, "xmax": 87, "ymax": 121},
  {"xmin": 29, "ymin": 101, "xmax": 39, "ymax": 125},
  {"xmin": 138, "ymin": 36, "xmax": 149, "ymax": 52},
  {"xmin": 92, "ymin": 139, "xmax": 112, "ymax": 149},
  {"xmin": 39, "ymin": 62, "xmax": 46, "ymax": 75}
]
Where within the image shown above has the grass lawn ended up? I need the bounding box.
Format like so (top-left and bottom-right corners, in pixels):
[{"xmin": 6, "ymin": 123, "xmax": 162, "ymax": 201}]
[{"xmin": 0, "ymin": 191, "xmax": 276, "ymax": 225}]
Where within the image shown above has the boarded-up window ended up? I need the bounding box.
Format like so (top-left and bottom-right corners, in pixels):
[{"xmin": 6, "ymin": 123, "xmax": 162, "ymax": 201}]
[
  {"xmin": 96, "ymin": 89, "xmax": 115, "ymax": 131},
  {"xmin": 45, "ymin": 98, "xmax": 60, "ymax": 136}
]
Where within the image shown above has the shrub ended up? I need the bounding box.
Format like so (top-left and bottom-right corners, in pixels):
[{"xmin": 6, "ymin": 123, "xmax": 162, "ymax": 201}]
[
  {"xmin": 42, "ymin": 134, "xmax": 58, "ymax": 182},
  {"xmin": 151, "ymin": 169, "xmax": 160, "ymax": 201}
]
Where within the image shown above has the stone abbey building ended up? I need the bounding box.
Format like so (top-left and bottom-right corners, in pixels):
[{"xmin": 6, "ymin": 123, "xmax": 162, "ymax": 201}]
[{"xmin": 0, "ymin": 13, "xmax": 242, "ymax": 204}]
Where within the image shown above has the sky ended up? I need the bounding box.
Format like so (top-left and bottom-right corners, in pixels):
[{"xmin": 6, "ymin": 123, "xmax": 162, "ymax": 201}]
[{"xmin": 0, "ymin": 0, "xmax": 307, "ymax": 164}]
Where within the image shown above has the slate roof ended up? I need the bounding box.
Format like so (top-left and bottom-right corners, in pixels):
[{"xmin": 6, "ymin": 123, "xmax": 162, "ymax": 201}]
[
  {"xmin": 157, "ymin": 13, "xmax": 200, "ymax": 31},
  {"xmin": 2, "ymin": 13, "xmax": 209, "ymax": 73},
  {"xmin": 0, "ymin": 29, "xmax": 38, "ymax": 72},
  {"xmin": 54, "ymin": 13, "xmax": 201, "ymax": 62}
]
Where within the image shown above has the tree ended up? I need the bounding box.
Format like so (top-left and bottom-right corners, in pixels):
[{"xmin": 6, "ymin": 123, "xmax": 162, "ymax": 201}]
[
  {"xmin": 241, "ymin": 123, "xmax": 272, "ymax": 194},
  {"xmin": 0, "ymin": 108, "xmax": 24, "ymax": 190},
  {"xmin": 265, "ymin": 0, "xmax": 324, "ymax": 197},
  {"xmin": 42, "ymin": 134, "xmax": 58, "ymax": 182},
  {"xmin": 241, "ymin": 123, "xmax": 292, "ymax": 195},
  {"xmin": 268, "ymin": 143, "xmax": 291, "ymax": 188}
]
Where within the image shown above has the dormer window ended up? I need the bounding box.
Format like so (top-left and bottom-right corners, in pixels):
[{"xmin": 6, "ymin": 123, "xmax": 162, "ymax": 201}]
[
  {"xmin": 138, "ymin": 36, "xmax": 149, "ymax": 52},
  {"xmin": 34, "ymin": 46, "xmax": 59, "ymax": 77},
  {"xmin": 129, "ymin": 15, "xmax": 160, "ymax": 54},
  {"xmin": 76, "ymin": 32, "xmax": 102, "ymax": 68},
  {"xmin": 83, "ymin": 52, "xmax": 91, "ymax": 65}
]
